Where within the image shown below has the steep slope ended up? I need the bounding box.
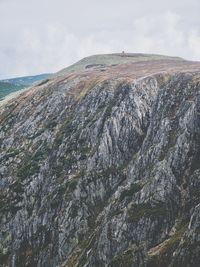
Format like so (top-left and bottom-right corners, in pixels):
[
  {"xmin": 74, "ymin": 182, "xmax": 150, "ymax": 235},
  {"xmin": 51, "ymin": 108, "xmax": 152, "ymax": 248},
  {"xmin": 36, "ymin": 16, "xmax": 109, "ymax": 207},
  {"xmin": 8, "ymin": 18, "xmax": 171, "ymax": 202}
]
[{"xmin": 0, "ymin": 54, "xmax": 200, "ymax": 267}]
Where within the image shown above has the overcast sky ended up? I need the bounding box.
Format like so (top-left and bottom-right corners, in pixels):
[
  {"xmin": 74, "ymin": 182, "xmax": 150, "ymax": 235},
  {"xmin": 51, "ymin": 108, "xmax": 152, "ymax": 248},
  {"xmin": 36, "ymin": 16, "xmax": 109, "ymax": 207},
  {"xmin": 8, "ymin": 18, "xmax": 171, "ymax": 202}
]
[{"xmin": 0, "ymin": 0, "xmax": 200, "ymax": 79}]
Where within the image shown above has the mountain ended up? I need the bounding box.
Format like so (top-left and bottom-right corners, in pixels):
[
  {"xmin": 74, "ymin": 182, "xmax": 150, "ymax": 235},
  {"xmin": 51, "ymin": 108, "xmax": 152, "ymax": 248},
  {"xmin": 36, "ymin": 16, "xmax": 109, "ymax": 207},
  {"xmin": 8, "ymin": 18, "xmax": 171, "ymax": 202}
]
[
  {"xmin": 0, "ymin": 53, "xmax": 200, "ymax": 267},
  {"xmin": 0, "ymin": 73, "xmax": 51, "ymax": 100},
  {"xmin": 57, "ymin": 53, "xmax": 183, "ymax": 75}
]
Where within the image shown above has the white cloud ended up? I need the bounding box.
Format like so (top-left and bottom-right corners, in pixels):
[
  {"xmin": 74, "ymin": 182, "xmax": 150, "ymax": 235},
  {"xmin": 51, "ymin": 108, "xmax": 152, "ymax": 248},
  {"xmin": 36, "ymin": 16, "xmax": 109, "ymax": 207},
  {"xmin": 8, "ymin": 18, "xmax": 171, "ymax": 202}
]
[
  {"xmin": 0, "ymin": 0, "xmax": 200, "ymax": 79},
  {"xmin": 188, "ymin": 30, "xmax": 200, "ymax": 60}
]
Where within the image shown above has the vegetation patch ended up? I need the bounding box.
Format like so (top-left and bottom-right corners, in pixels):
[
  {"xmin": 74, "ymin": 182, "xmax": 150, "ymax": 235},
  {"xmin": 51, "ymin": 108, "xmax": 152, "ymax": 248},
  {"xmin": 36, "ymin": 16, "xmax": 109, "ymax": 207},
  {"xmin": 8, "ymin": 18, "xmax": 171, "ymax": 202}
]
[
  {"xmin": 109, "ymin": 246, "xmax": 143, "ymax": 267},
  {"xmin": 120, "ymin": 182, "xmax": 144, "ymax": 201},
  {"xmin": 76, "ymin": 79, "xmax": 98, "ymax": 101},
  {"xmin": 9, "ymin": 181, "xmax": 24, "ymax": 194},
  {"xmin": 88, "ymin": 166, "xmax": 125, "ymax": 181},
  {"xmin": 1, "ymin": 148, "xmax": 20, "ymax": 161},
  {"xmin": 57, "ymin": 171, "xmax": 83, "ymax": 195},
  {"xmin": 1, "ymin": 114, "xmax": 16, "ymax": 132},
  {"xmin": 16, "ymin": 142, "xmax": 49, "ymax": 179},
  {"xmin": 147, "ymin": 223, "xmax": 188, "ymax": 267},
  {"xmin": 16, "ymin": 160, "xmax": 40, "ymax": 179},
  {"xmin": 64, "ymin": 228, "xmax": 98, "ymax": 267},
  {"xmin": 127, "ymin": 203, "xmax": 167, "ymax": 223},
  {"xmin": 0, "ymin": 249, "xmax": 10, "ymax": 266},
  {"xmin": 53, "ymin": 116, "xmax": 73, "ymax": 146},
  {"xmin": 44, "ymin": 117, "xmax": 58, "ymax": 130}
]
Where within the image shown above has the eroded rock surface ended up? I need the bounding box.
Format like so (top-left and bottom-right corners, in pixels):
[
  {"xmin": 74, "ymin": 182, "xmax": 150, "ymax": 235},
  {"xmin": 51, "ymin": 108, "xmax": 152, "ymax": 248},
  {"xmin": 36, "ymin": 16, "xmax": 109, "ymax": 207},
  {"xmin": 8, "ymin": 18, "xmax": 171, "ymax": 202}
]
[{"xmin": 0, "ymin": 54, "xmax": 200, "ymax": 267}]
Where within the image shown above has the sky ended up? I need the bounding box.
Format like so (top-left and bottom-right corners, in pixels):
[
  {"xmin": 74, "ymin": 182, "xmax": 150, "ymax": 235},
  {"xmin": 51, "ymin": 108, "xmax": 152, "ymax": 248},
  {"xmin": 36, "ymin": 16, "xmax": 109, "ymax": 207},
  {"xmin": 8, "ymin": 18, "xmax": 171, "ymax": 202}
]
[{"xmin": 0, "ymin": 0, "xmax": 200, "ymax": 79}]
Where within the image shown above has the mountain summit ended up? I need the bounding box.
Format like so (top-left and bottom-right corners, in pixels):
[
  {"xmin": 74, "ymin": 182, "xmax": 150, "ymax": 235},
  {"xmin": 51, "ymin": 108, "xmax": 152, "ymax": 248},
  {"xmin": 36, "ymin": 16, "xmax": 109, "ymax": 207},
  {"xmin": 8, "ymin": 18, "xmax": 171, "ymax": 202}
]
[{"xmin": 0, "ymin": 53, "xmax": 200, "ymax": 267}]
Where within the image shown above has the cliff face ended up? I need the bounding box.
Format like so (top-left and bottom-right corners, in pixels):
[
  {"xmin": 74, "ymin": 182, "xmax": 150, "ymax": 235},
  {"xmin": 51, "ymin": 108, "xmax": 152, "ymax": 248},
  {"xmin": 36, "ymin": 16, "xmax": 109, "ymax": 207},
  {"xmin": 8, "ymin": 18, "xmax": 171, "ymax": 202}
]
[{"xmin": 0, "ymin": 54, "xmax": 200, "ymax": 267}]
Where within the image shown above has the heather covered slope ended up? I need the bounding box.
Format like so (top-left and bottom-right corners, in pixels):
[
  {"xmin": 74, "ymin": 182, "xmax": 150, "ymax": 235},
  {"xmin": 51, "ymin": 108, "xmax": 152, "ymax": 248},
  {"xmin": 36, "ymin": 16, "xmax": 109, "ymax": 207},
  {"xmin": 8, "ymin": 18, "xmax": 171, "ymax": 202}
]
[
  {"xmin": 57, "ymin": 53, "xmax": 184, "ymax": 75},
  {"xmin": 0, "ymin": 54, "xmax": 200, "ymax": 267}
]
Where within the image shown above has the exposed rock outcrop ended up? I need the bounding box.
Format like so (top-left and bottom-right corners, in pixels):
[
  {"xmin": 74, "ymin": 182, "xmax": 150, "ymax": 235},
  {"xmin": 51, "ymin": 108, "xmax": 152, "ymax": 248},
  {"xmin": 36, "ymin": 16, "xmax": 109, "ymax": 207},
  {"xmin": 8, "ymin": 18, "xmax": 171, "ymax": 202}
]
[{"xmin": 0, "ymin": 54, "xmax": 200, "ymax": 267}]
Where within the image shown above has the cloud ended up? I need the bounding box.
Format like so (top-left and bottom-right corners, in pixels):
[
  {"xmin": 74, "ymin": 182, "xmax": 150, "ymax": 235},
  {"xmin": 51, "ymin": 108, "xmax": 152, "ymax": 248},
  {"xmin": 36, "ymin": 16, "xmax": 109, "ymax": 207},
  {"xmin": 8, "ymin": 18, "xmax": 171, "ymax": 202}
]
[
  {"xmin": 0, "ymin": 0, "xmax": 200, "ymax": 79},
  {"xmin": 188, "ymin": 30, "xmax": 200, "ymax": 59}
]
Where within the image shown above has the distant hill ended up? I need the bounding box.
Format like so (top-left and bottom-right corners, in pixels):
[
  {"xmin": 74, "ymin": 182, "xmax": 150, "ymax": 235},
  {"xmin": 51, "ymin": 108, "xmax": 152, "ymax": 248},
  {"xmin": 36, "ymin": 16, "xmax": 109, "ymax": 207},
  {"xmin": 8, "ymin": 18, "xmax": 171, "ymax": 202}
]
[
  {"xmin": 0, "ymin": 73, "xmax": 51, "ymax": 100},
  {"xmin": 0, "ymin": 82, "xmax": 25, "ymax": 100}
]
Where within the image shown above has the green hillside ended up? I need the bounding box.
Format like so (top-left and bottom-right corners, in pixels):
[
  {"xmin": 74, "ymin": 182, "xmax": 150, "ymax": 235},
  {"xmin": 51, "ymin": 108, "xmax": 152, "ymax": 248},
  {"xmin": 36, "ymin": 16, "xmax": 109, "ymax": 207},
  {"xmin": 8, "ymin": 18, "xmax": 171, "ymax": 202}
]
[
  {"xmin": 2, "ymin": 73, "xmax": 51, "ymax": 86},
  {"xmin": 0, "ymin": 73, "xmax": 51, "ymax": 100},
  {"xmin": 0, "ymin": 82, "xmax": 25, "ymax": 100},
  {"xmin": 57, "ymin": 53, "xmax": 183, "ymax": 75}
]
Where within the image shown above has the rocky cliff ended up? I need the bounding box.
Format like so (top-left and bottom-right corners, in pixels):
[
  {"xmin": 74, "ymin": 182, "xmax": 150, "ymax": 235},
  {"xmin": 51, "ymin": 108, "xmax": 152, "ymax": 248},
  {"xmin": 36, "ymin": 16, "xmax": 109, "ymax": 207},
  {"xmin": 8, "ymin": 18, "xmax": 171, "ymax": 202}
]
[{"xmin": 0, "ymin": 53, "xmax": 200, "ymax": 267}]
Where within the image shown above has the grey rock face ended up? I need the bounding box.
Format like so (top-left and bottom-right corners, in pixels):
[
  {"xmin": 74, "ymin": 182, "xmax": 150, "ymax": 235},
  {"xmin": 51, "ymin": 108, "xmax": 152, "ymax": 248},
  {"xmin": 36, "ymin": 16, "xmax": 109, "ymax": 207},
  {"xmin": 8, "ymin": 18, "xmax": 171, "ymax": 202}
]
[{"xmin": 0, "ymin": 56, "xmax": 200, "ymax": 267}]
